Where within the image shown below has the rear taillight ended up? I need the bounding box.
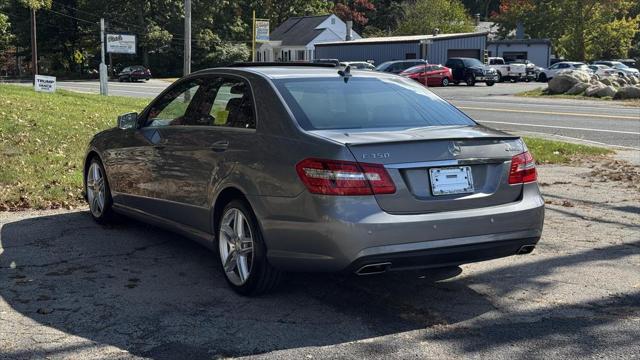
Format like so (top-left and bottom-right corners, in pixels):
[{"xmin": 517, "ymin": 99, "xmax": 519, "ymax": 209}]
[
  {"xmin": 508, "ymin": 151, "xmax": 537, "ymax": 184},
  {"xmin": 296, "ymin": 158, "xmax": 396, "ymax": 195}
]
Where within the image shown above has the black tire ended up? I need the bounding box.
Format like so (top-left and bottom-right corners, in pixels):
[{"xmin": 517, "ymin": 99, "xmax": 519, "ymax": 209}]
[
  {"xmin": 485, "ymin": 81, "xmax": 495, "ymax": 86},
  {"xmin": 85, "ymin": 157, "xmax": 115, "ymax": 224},
  {"xmin": 538, "ymin": 73, "xmax": 548, "ymax": 82},
  {"xmin": 216, "ymin": 199, "xmax": 282, "ymax": 296},
  {"xmin": 441, "ymin": 77, "xmax": 450, "ymax": 87},
  {"xmin": 496, "ymin": 71, "xmax": 503, "ymax": 82},
  {"xmin": 465, "ymin": 74, "xmax": 476, "ymax": 86}
]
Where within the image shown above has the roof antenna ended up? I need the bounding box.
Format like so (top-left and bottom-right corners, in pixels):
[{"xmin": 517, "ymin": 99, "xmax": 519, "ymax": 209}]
[{"xmin": 338, "ymin": 65, "xmax": 352, "ymax": 83}]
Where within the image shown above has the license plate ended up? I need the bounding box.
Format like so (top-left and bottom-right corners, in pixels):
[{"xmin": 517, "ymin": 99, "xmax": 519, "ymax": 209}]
[{"xmin": 429, "ymin": 166, "xmax": 474, "ymax": 196}]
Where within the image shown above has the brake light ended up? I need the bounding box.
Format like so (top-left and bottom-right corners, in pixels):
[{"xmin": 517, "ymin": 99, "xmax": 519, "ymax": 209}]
[
  {"xmin": 508, "ymin": 151, "xmax": 537, "ymax": 184},
  {"xmin": 296, "ymin": 158, "xmax": 396, "ymax": 195}
]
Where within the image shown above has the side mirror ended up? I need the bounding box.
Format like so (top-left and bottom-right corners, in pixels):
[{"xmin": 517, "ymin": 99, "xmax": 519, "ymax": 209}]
[{"xmin": 117, "ymin": 112, "xmax": 138, "ymax": 130}]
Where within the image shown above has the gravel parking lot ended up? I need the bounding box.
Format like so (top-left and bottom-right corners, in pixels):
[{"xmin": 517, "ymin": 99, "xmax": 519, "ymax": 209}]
[{"xmin": 1, "ymin": 155, "xmax": 639, "ymax": 359}]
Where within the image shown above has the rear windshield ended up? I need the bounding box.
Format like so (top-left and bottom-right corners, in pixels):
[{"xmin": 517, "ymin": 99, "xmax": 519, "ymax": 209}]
[{"xmin": 274, "ymin": 77, "xmax": 475, "ymax": 130}]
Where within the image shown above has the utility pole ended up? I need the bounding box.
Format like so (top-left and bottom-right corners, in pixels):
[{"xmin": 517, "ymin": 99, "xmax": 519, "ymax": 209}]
[
  {"xmin": 99, "ymin": 18, "xmax": 108, "ymax": 95},
  {"xmin": 30, "ymin": 8, "xmax": 38, "ymax": 79},
  {"xmin": 183, "ymin": 0, "xmax": 191, "ymax": 76}
]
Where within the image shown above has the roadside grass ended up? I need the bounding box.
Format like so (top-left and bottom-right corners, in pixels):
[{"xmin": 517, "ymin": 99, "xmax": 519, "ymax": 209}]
[
  {"xmin": 517, "ymin": 87, "xmax": 640, "ymax": 106},
  {"xmin": 0, "ymin": 84, "xmax": 615, "ymax": 210},
  {"xmin": 0, "ymin": 84, "xmax": 148, "ymax": 210},
  {"xmin": 523, "ymin": 137, "xmax": 613, "ymax": 164}
]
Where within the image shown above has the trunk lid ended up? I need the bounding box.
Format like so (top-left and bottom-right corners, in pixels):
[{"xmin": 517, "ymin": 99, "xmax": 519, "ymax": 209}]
[{"xmin": 310, "ymin": 126, "xmax": 525, "ymax": 214}]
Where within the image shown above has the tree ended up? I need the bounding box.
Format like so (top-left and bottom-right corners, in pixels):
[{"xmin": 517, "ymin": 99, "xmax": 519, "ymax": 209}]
[
  {"xmin": 492, "ymin": 0, "xmax": 640, "ymax": 61},
  {"xmin": 394, "ymin": 0, "xmax": 475, "ymax": 35},
  {"xmin": 0, "ymin": 12, "xmax": 13, "ymax": 52},
  {"xmin": 333, "ymin": 0, "xmax": 376, "ymax": 32}
]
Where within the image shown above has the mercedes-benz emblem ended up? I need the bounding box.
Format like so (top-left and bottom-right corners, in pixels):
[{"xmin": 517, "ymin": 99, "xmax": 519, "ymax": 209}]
[{"xmin": 448, "ymin": 141, "xmax": 462, "ymax": 156}]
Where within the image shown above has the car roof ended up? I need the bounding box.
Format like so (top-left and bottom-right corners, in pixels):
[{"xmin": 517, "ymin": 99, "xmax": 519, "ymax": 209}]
[{"xmin": 196, "ymin": 66, "xmax": 399, "ymax": 80}]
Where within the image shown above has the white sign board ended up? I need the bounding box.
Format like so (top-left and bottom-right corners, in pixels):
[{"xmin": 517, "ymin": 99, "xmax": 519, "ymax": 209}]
[
  {"xmin": 106, "ymin": 34, "xmax": 136, "ymax": 54},
  {"xmin": 255, "ymin": 20, "xmax": 270, "ymax": 42},
  {"xmin": 34, "ymin": 75, "xmax": 56, "ymax": 93}
]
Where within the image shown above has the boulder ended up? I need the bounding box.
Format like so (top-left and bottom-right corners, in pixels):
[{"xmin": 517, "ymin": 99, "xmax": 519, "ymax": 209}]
[
  {"xmin": 613, "ymin": 86, "xmax": 640, "ymax": 99},
  {"xmin": 600, "ymin": 77, "xmax": 614, "ymax": 86},
  {"xmin": 565, "ymin": 82, "xmax": 589, "ymax": 95},
  {"xmin": 627, "ymin": 76, "xmax": 639, "ymax": 85},
  {"xmin": 585, "ymin": 84, "xmax": 616, "ymax": 98},
  {"xmin": 548, "ymin": 74, "xmax": 580, "ymax": 94},
  {"xmin": 616, "ymin": 77, "xmax": 628, "ymax": 87}
]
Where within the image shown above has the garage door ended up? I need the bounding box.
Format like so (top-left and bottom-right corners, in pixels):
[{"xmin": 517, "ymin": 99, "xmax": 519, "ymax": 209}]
[{"xmin": 447, "ymin": 49, "xmax": 481, "ymax": 59}]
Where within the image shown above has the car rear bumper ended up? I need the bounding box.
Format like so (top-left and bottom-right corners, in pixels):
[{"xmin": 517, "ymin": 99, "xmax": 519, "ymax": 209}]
[{"xmin": 249, "ymin": 184, "xmax": 544, "ymax": 273}]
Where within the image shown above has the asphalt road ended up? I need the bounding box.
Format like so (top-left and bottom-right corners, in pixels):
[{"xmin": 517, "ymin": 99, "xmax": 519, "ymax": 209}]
[
  {"xmin": 55, "ymin": 79, "xmax": 640, "ymax": 149},
  {"xmin": 1, "ymin": 161, "xmax": 639, "ymax": 359}
]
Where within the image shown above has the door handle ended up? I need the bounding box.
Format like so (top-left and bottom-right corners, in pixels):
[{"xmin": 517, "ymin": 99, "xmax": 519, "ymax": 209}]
[{"xmin": 211, "ymin": 140, "xmax": 229, "ymax": 152}]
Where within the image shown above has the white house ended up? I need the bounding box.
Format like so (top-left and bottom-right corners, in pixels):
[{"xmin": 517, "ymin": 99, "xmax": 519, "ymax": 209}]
[{"xmin": 256, "ymin": 14, "xmax": 361, "ymax": 62}]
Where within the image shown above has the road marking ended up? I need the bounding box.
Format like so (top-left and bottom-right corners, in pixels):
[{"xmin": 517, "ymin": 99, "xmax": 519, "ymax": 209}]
[
  {"xmin": 477, "ymin": 120, "xmax": 640, "ymax": 135},
  {"xmin": 453, "ymin": 99, "xmax": 640, "ymax": 113},
  {"xmin": 460, "ymin": 106, "xmax": 640, "ymax": 120},
  {"xmin": 510, "ymin": 130, "xmax": 640, "ymax": 150}
]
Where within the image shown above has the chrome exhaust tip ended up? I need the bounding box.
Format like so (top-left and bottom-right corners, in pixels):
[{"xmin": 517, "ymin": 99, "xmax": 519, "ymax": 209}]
[
  {"xmin": 355, "ymin": 262, "xmax": 392, "ymax": 275},
  {"xmin": 517, "ymin": 245, "xmax": 536, "ymax": 255}
]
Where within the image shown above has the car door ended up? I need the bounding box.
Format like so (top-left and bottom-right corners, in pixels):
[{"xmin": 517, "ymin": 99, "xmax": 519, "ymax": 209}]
[
  {"xmin": 111, "ymin": 78, "xmax": 205, "ymax": 218},
  {"xmin": 148, "ymin": 74, "xmax": 258, "ymax": 233}
]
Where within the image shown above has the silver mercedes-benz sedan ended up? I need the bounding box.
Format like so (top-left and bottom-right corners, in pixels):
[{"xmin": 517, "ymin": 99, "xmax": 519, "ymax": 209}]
[{"xmin": 84, "ymin": 63, "xmax": 544, "ymax": 295}]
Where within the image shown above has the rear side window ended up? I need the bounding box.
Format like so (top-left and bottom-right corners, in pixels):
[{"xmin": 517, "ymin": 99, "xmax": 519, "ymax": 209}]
[{"xmin": 274, "ymin": 77, "xmax": 475, "ymax": 130}]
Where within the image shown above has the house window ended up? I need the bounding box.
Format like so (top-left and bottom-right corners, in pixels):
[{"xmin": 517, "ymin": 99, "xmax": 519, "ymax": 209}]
[
  {"xmin": 297, "ymin": 50, "xmax": 305, "ymax": 61},
  {"xmin": 331, "ymin": 17, "xmax": 336, "ymax": 25},
  {"xmin": 257, "ymin": 51, "xmax": 261, "ymax": 62}
]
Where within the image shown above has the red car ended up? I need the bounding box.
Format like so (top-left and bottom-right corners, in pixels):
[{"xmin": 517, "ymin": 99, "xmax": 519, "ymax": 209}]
[{"xmin": 399, "ymin": 64, "xmax": 453, "ymax": 87}]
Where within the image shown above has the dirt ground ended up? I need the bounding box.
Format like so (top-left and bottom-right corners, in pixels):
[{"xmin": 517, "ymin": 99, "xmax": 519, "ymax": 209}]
[{"xmin": 1, "ymin": 156, "xmax": 639, "ymax": 359}]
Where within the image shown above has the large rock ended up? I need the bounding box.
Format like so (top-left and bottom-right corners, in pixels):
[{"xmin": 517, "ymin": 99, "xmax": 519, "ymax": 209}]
[
  {"xmin": 565, "ymin": 82, "xmax": 589, "ymax": 95},
  {"xmin": 548, "ymin": 74, "xmax": 580, "ymax": 94},
  {"xmin": 613, "ymin": 86, "xmax": 640, "ymax": 99},
  {"xmin": 600, "ymin": 77, "xmax": 614, "ymax": 86},
  {"xmin": 585, "ymin": 84, "xmax": 616, "ymax": 98}
]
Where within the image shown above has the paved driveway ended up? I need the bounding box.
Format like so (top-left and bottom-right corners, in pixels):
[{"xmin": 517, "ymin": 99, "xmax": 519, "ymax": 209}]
[{"xmin": 1, "ymin": 159, "xmax": 638, "ymax": 359}]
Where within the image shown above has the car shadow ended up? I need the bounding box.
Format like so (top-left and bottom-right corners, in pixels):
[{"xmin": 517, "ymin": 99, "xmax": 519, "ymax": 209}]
[{"xmin": 0, "ymin": 211, "xmax": 489, "ymax": 359}]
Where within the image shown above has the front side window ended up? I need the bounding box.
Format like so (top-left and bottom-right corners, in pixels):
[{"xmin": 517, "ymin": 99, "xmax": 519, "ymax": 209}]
[{"xmin": 275, "ymin": 77, "xmax": 475, "ymax": 130}]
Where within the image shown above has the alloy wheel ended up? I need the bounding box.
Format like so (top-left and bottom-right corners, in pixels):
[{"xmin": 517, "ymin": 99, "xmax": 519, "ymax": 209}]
[
  {"xmin": 86, "ymin": 162, "xmax": 106, "ymax": 217},
  {"xmin": 219, "ymin": 207, "xmax": 255, "ymax": 286}
]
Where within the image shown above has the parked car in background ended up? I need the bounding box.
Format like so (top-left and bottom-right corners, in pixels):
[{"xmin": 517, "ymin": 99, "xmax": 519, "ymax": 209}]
[
  {"xmin": 592, "ymin": 61, "xmax": 640, "ymax": 78},
  {"xmin": 444, "ymin": 57, "xmax": 497, "ymax": 86},
  {"xmin": 376, "ymin": 59, "xmax": 428, "ymax": 74},
  {"xmin": 507, "ymin": 60, "xmax": 538, "ymax": 82},
  {"xmin": 587, "ymin": 64, "xmax": 617, "ymax": 78},
  {"xmin": 84, "ymin": 63, "xmax": 544, "ymax": 295},
  {"xmin": 312, "ymin": 58, "xmax": 340, "ymax": 66},
  {"xmin": 399, "ymin": 64, "xmax": 453, "ymax": 87},
  {"xmin": 537, "ymin": 61, "xmax": 589, "ymax": 82},
  {"xmin": 614, "ymin": 59, "xmax": 637, "ymax": 68},
  {"xmin": 340, "ymin": 61, "xmax": 376, "ymax": 70},
  {"xmin": 487, "ymin": 57, "xmax": 527, "ymax": 82},
  {"xmin": 118, "ymin": 66, "xmax": 152, "ymax": 82}
]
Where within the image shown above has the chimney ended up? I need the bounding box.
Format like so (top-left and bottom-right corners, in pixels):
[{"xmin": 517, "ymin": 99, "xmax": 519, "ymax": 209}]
[
  {"xmin": 474, "ymin": 13, "xmax": 480, "ymax": 26},
  {"xmin": 346, "ymin": 20, "xmax": 353, "ymax": 41},
  {"xmin": 515, "ymin": 21, "xmax": 524, "ymax": 40}
]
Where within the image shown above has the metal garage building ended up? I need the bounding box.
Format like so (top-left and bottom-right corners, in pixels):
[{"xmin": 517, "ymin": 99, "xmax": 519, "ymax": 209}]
[
  {"xmin": 314, "ymin": 32, "xmax": 488, "ymax": 66},
  {"xmin": 487, "ymin": 39, "xmax": 552, "ymax": 68}
]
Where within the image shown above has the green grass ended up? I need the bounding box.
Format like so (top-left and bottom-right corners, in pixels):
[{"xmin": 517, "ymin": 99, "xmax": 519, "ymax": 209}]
[
  {"xmin": 0, "ymin": 84, "xmax": 148, "ymax": 210},
  {"xmin": 523, "ymin": 137, "xmax": 613, "ymax": 164},
  {"xmin": 0, "ymin": 84, "xmax": 614, "ymax": 210}
]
